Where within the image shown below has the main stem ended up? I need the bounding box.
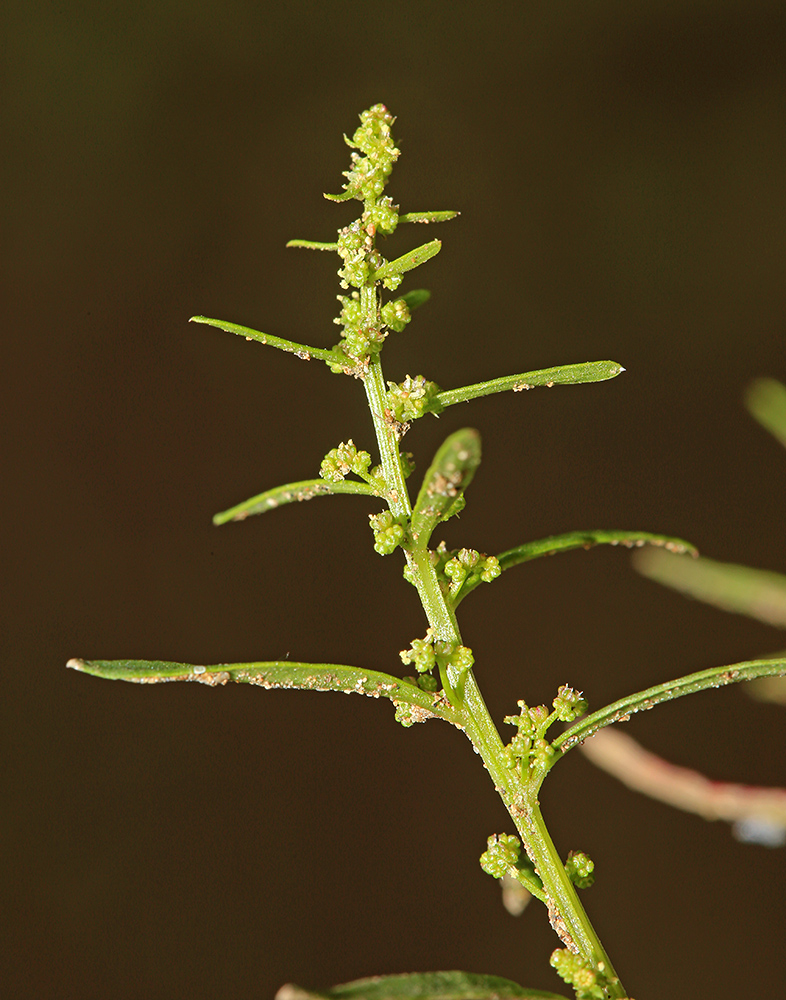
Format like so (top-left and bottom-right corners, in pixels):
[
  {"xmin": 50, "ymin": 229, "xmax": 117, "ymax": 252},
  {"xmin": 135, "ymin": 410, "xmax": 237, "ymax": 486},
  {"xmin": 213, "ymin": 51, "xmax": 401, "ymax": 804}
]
[{"xmin": 360, "ymin": 266, "xmax": 627, "ymax": 998}]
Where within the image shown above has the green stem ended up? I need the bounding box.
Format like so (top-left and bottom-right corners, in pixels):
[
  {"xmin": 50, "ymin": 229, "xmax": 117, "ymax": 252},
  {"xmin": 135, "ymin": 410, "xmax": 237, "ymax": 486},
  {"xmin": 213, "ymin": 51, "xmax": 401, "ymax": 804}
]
[
  {"xmin": 357, "ymin": 211, "xmax": 626, "ymax": 997},
  {"xmin": 397, "ymin": 538, "xmax": 626, "ymax": 991},
  {"xmin": 460, "ymin": 699, "xmax": 626, "ymax": 997},
  {"xmin": 361, "ymin": 284, "xmax": 412, "ymax": 521}
]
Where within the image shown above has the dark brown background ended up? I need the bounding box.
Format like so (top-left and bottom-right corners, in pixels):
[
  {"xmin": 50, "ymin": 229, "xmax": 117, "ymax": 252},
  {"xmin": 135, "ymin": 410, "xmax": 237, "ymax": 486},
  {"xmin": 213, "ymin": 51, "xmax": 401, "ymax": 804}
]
[{"xmin": 3, "ymin": 1, "xmax": 786, "ymax": 997}]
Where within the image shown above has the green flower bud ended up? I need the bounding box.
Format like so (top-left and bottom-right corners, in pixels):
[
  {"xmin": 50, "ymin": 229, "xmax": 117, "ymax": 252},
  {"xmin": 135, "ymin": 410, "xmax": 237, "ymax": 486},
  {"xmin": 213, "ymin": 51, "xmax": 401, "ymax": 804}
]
[
  {"xmin": 380, "ymin": 296, "xmax": 411, "ymax": 333},
  {"xmin": 507, "ymin": 732, "xmax": 533, "ymax": 760},
  {"xmin": 335, "ymin": 105, "xmax": 400, "ymax": 204},
  {"xmin": 434, "ymin": 640, "xmax": 474, "ymax": 676},
  {"xmin": 336, "ymin": 222, "xmax": 371, "ymax": 289},
  {"xmin": 565, "ymin": 850, "xmax": 595, "ymax": 889},
  {"xmin": 369, "ymin": 510, "xmax": 406, "ymax": 555},
  {"xmin": 479, "ymin": 833, "xmax": 521, "ymax": 879},
  {"xmin": 320, "ymin": 440, "xmax": 372, "ymax": 482},
  {"xmin": 549, "ymin": 950, "xmax": 605, "ymax": 1000},
  {"xmin": 400, "ymin": 633, "xmax": 437, "ymax": 674},
  {"xmin": 552, "ymin": 685, "xmax": 589, "ymax": 722},
  {"xmin": 504, "ymin": 700, "xmax": 536, "ymax": 737},
  {"xmin": 381, "ymin": 272, "xmax": 403, "ymax": 292},
  {"xmin": 365, "ymin": 196, "xmax": 399, "ymax": 235},
  {"xmin": 530, "ymin": 737, "xmax": 555, "ymax": 766},
  {"xmin": 479, "ymin": 555, "xmax": 501, "ymax": 583},
  {"xmin": 443, "ymin": 557, "xmax": 468, "ymax": 587}
]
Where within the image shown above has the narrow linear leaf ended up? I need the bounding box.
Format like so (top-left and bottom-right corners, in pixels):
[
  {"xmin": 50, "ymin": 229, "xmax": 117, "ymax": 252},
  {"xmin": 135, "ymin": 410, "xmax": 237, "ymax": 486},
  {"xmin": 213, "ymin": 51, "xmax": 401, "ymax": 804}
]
[
  {"xmin": 745, "ymin": 377, "xmax": 786, "ymax": 449},
  {"xmin": 275, "ymin": 971, "xmax": 568, "ymax": 1000},
  {"xmin": 286, "ymin": 239, "xmax": 339, "ymax": 251},
  {"xmin": 551, "ymin": 657, "xmax": 786, "ymax": 758},
  {"xmin": 410, "ymin": 428, "xmax": 482, "ymax": 546},
  {"xmin": 398, "ymin": 211, "xmax": 460, "ymax": 224},
  {"xmin": 190, "ymin": 316, "xmax": 344, "ymax": 366},
  {"xmin": 66, "ymin": 659, "xmax": 463, "ymax": 726},
  {"xmin": 374, "ymin": 239, "xmax": 441, "ymax": 280},
  {"xmin": 401, "ymin": 288, "xmax": 431, "ymax": 310},
  {"xmin": 435, "ymin": 361, "xmax": 625, "ymax": 409},
  {"xmin": 323, "ymin": 190, "xmax": 354, "ymax": 203},
  {"xmin": 634, "ymin": 549, "xmax": 786, "ymax": 628},
  {"xmin": 214, "ymin": 479, "xmax": 378, "ymax": 525},
  {"xmin": 455, "ymin": 530, "xmax": 697, "ymax": 606},
  {"xmin": 498, "ymin": 530, "xmax": 697, "ymax": 572}
]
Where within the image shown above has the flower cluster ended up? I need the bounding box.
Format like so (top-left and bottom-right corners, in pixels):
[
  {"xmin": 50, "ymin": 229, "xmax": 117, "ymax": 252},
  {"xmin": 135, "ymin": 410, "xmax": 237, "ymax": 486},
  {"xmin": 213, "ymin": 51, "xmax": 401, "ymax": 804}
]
[
  {"xmin": 479, "ymin": 832, "xmax": 521, "ymax": 878},
  {"xmin": 386, "ymin": 374, "xmax": 443, "ymax": 424},
  {"xmin": 403, "ymin": 542, "xmax": 500, "ymax": 604},
  {"xmin": 400, "ymin": 628, "xmax": 474, "ymax": 692},
  {"xmin": 369, "ymin": 510, "xmax": 407, "ymax": 555},
  {"xmin": 335, "ymin": 104, "xmax": 400, "ymax": 208},
  {"xmin": 503, "ymin": 687, "xmax": 588, "ymax": 770},
  {"xmin": 565, "ymin": 850, "xmax": 595, "ymax": 890},
  {"xmin": 320, "ymin": 440, "xmax": 374, "ymax": 482},
  {"xmin": 550, "ymin": 949, "xmax": 610, "ymax": 1000}
]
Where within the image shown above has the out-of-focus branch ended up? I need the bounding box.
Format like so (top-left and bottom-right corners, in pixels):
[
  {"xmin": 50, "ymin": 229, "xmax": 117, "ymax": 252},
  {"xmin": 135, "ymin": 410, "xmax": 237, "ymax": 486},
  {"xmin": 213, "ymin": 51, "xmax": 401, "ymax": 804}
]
[{"xmin": 580, "ymin": 726, "xmax": 786, "ymax": 847}]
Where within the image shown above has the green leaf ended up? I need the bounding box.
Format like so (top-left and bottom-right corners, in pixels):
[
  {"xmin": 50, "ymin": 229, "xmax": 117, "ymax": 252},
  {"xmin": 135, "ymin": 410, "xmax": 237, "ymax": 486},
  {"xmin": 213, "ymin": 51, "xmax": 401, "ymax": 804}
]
[
  {"xmin": 66, "ymin": 659, "xmax": 463, "ymax": 726},
  {"xmin": 275, "ymin": 971, "xmax": 568, "ymax": 1000},
  {"xmin": 435, "ymin": 361, "xmax": 625, "ymax": 409},
  {"xmin": 634, "ymin": 549, "xmax": 786, "ymax": 628},
  {"xmin": 398, "ymin": 211, "xmax": 460, "ymax": 224},
  {"xmin": 410, "ymin": 428, "xmax": 482, "ymax": 547},
  {"xmin": 323, "ymin": 190, "xmax": 355, "ymax": 203},
  {"xmin": 455, "ymin": 530, "xmax": 697, "ymax": 605},
  {"xmin": 550, "ymin": 657, "xmax": 786, "ymax": 759},
  {"xmin": 189, "ymin": 316, "xmax": 347, "ymax": 368},
  {"xmin": 401, "ymin": 288, "xmax": 431, "ymax": 310},
  {"xmin": 213, "ymin": 479, "xmax": 379, "ymax": 525},
  {"xmin": 286, "ymin": 239, "xmax": 339, "ymax": 251},
  {"xmin": 374, "ymin": 239, "xmax": 442, "ymax": 280},
  {"xmin": 745, "ymin": 377, "xmax": 786, "ymax": 449}
]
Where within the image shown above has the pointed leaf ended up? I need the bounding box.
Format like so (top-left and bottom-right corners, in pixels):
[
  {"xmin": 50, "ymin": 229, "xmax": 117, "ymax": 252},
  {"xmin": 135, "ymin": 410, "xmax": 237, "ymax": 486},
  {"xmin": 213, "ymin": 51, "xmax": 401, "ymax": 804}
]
[
  {"xmin": 374, "ymin": 239, "xmax": 441, "ymax": 280},
  {"xmin": 436, "ymin": 361, "xmax": 625, "ymax": 409},
  {"xmin": 411, "ymin": 429, "xmax": 482, "ymax": 547},
  {"xmin": 401, "ymin": 288, "xmax": 431, "ymax": 310},
  {"xmin": 550, "ymin": 657, "xmax": 786, "ymax": 758},
  {"xmin": 275, "ymin": 972, "xmax": 567, "ymax": 1000},
  {"xmin": 323, "ymin": 190, "xmax": 355, "ymax": 203},
  {"xmin": 745, "ymin": 377, "xmax": 786, "ymax": 449},
  {"xmin": 634, "ymin": 549, "xmax": 786, "ymax": 628},
  {"xmin": 456, "ymin": 530, "xmax": 697, "ymax": 605},
  {"xmin": 190, "ymin": 316, "xmax": 345, "ymax": 367},
  {"xmin": 214, "ymin": 479, "xmax": 378, "ymax": 525},
  {"xmin": 66, "ymin": 659, "xmax": 463, "ymax": 726},
  {"xmin": 286, "ymin": 239, "xmax": 339, "ymax": 251},
  {"xmin": 498, "ymin": 530, "xmax": 697, "ymax": 571},
  {"xmin": 398, "ymin": 211, "xmax": 460, "ymax": 224}
]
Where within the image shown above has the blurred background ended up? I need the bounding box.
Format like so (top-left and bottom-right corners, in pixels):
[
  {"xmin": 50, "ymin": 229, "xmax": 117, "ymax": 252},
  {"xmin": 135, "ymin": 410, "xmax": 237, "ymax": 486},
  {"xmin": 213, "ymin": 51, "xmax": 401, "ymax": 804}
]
[{"xmin": 3, "ymin": 1, "xmax": 786, "ymax": 997}]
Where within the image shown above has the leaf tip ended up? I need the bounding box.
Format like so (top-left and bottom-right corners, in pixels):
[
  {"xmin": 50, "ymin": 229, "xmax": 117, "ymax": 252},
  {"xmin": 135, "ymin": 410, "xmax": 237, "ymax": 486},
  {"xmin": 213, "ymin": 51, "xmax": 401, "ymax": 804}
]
[{"xmin": 66, "ymin": 658, "xmax": 85, "ymax": 671}]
